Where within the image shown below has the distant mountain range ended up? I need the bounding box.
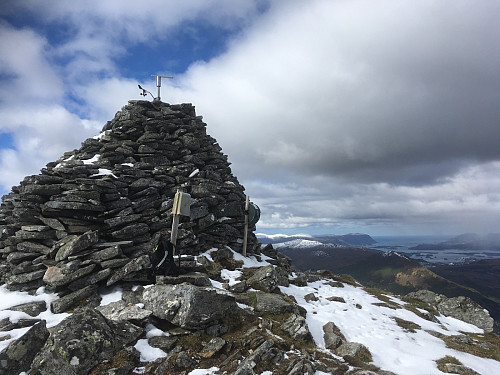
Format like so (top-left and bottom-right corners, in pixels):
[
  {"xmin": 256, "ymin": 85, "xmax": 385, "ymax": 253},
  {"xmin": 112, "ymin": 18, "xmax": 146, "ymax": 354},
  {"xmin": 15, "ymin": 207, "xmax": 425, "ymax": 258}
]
[
  {"xmin": 410, "ymin": 233, "xmax": 500, "ymax": 250},
  {"xmin": 257, "ymin": 233, "xmax": 377, "ymax": 247}
]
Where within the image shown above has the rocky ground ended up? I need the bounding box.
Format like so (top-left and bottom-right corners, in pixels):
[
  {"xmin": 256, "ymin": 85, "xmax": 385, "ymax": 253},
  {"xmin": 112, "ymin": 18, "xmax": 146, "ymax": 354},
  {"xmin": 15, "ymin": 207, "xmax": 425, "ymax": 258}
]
[{"xmin": 0, "ymin": 244, "xmax": 498, "ymax": 375}]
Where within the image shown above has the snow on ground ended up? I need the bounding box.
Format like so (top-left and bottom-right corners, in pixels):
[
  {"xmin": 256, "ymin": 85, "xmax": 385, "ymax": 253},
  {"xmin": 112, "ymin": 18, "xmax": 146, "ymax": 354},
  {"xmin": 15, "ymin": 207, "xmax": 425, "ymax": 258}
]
[
  {"xmin": 273, "ymin": 239, "xmax": 323, "ymax": 248},
  {"xmin": 99, "ymin": 285, "xmax": 123, "ymax": 305},
  {"xmin": 0, "ymin": 286, "xmax": 70, "ymax": 352},
  {"xmin": 280, "ymin": 280, "xmax": 500, "ymax": 375}
]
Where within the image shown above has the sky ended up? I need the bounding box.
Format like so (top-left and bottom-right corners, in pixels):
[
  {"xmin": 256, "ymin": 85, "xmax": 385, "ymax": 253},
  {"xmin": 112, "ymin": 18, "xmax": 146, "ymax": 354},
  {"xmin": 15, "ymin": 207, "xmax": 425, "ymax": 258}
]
[{"xmin": 1, "ymin": 0, "xmax": 500, "ymax": 236}]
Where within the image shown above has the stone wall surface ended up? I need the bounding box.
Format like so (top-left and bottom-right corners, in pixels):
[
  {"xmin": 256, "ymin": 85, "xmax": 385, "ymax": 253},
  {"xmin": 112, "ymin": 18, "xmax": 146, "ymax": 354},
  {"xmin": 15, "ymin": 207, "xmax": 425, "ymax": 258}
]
[{"xmin": 0, "ymin": 100, "xmax": 258, "ymax": 299}]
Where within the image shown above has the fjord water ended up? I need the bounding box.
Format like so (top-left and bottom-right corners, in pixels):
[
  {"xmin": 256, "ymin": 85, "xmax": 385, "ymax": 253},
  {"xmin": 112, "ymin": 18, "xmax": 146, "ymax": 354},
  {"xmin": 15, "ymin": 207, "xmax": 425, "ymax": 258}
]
[{"xmin": 371, "ymin": 235, "xmax": 500, "ymax": 264}]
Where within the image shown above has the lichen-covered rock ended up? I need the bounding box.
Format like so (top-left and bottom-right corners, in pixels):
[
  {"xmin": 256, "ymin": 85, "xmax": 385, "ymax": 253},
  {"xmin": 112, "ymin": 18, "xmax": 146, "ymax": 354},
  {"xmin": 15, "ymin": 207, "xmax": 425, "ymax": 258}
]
[
  {"xmin": 30, "ymin": 308, "xmax": 142, "ymax": 375},
  {"xmin": 336, "ymin": 342, "xmax": 372, "ymax": 362},
  {"xmin": 281, "ymin": 313, "xmax": 311, "ymax": 340},
  {"xmin": 246, "ymin": 265, "xmax": 279, "ymax": 293},
  {"xmin": 0, "ymin": 321, "xmax": 49, "ymax": 375},
  {"xmin": 141, "ymin": 282, "xmax": 238, "ymax": 329},
  {"xmin": 96, "ymin": 299, "xmax": 152, "ymax": 322},
  {"xmin": 323, "ymin": 321, "xmax": 345, "ymax": 350},
  {"xmin": 252, "ymin": 291, "xmax": 295, "ymax": 314}
]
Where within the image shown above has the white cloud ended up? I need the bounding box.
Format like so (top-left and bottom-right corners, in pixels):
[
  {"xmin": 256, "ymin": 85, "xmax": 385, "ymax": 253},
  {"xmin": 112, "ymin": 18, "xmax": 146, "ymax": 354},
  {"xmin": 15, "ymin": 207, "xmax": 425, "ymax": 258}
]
[
  {"xmin": 0, "ymin": 23, "xmax": 63, "ymax": 103},
  {"xmin": 2, "ymin": 0, "xmax": 500, "ymax": 235}
]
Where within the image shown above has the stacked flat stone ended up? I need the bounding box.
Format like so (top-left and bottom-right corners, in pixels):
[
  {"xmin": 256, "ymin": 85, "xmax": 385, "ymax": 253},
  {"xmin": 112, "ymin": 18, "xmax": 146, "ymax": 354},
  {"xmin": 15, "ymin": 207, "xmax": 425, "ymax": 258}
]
[{"xmin": 0, "ymin": 100, "xmax": 258, "ymax": 299}]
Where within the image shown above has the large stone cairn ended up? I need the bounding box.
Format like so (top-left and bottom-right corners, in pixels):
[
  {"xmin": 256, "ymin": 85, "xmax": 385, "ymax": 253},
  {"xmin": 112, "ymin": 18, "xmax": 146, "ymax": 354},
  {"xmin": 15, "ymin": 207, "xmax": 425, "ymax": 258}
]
[{"xmin": 0, "ymin": 100, "xmax": 259, "ymax": 300}]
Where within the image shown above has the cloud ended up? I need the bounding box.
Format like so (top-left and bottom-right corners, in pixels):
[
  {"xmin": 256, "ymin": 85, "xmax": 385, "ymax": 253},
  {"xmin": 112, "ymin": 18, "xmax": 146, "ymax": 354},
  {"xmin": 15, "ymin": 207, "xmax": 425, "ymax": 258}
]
[
  {"xmin": 0, "ymin": 22, "xmax": 63, "ymax": 103},
  {"xmin": 2, "ymin": 0, "xmax": 500, "ymax": 235},
  {"xmin": 173, "ymin": 0, "xmax": 500, "ymax": 187},
  {"xmin": 0, "ymin": 104, "xmax": 100, "ymax": 190}
]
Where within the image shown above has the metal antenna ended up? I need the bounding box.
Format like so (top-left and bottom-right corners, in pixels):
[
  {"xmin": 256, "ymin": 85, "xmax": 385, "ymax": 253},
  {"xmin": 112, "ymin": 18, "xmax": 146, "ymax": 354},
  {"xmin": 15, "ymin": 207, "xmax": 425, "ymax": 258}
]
[{"xmin": 152, "ymin": 75, "xmax": 174, "ymax": 102}]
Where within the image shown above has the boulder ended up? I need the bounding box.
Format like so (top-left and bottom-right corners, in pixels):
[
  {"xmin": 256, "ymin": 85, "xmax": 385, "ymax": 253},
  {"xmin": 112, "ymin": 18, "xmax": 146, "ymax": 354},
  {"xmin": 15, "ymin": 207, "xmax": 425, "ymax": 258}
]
[
  {"xmin": 281, "ymin": 313, "xmax": 311, "ymax": 340},
  {"xmin": 97, "ymin": 299, "xmax": 152, "ymax": 322},
  {"xmin": 142, "ymin": 282, "xmax": 238, "ymax": 329},
  {"xmin": 246, "ymin": 265, "xmax": 279, "ymax": 293},
  {"xmin": 252, "ymin": 291, "xmax": 295, "ymax": 314},
  {"xmin": 0, "ymin": 321, "xmax": 49, "ymax": 375},
  {"xmin": 323, "ymin": 321, "xmax": 345, "ymax": 350},
  {"xmin": 336, "ymin": 342, "xmax": 372, "ymax": 362},
  {"xmin": 50, "ymin": 285, "xmax": 98, "ymax": 313},
  {"xmin": 31, "ymin": 308, "xmax": 142, "ymax": 375}
]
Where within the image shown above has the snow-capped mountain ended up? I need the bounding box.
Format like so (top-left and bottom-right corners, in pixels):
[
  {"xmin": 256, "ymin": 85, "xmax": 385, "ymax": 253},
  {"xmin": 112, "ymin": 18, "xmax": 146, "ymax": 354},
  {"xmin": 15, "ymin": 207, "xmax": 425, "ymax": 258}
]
[{"xmin": 257, "ymin": 233, "xmax": 377, "ymax": 247}]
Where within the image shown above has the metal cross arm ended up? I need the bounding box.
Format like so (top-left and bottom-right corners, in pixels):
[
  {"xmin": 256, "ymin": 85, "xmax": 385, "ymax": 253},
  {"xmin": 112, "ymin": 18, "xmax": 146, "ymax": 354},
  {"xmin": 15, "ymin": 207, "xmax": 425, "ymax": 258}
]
[{"xmin": 152, "ymin": 75, "xmax": 174, "ymax": 102}]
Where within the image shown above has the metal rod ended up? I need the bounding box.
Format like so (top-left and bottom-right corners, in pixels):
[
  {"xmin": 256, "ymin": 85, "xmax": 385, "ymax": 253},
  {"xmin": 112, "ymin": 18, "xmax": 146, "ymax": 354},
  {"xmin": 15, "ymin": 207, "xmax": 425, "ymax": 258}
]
[{"xmin": 151, "ymin": 75, "xmax": 174, "ymax": 102}]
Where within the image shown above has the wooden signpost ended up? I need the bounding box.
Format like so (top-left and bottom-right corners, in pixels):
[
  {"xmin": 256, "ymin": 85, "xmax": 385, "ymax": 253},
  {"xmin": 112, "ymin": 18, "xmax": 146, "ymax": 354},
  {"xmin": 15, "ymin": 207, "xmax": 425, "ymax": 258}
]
[
  {"xmin": 242, "ymin": 195, "xmax": 250, "ymax": 257},
  {"xmin": 171, "ymin": 191, "xmax": 191, "ymax": 255}
]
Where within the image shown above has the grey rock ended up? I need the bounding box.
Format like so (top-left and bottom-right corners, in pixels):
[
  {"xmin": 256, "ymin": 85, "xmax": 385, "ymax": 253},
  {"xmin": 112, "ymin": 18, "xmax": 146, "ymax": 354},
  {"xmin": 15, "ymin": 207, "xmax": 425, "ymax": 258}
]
[
  {"xmin": 443, "ymin": 363, "xmax": 480, "ymax": 375},
  {"xmin": 38, "ymin": 216, "xmax": 66, "ymax": 231},
  {"xmin": 156, "ymin": 272, "xmax": 212, "ymax": 287},
  {"xmin": 42, "ymin": 200, "xmax": 104, "ymax": 213},
  {"xmin": 50, "ymin": 285, "xmax": 98, "ymax": 313},
  {"xmin": 31, "ymin": 308, "xmax": 142, "ymax": 375},
  {"xmin": 7, "ymin": 301, "xmax": 47, "ymax": 317},
  {"xmin": 97, "ymin": 299, "xmax": 152, "ymax": 322},
  {"xmin": 286, "ymin": 358, "xmax": 316, "ymax": 375},
  {"xmin": 438, "ymin": 296, "xmax": 494, "ymax": 333},
  {"xmin": 68, "ymin": 268, "xmax": 113, "ymax": 291},
  {"xmin": 106, "ymin": 254, "xmax": 150, "ymax": 286},
  {"xmin": 200, "ymin": 337, "xmax": 226, "ymax": 358},
  {"xmin": 7, "ymin": 269, "xmax": 45, "ymax": 285},
  {"xmin": 253, "ymin": 292, "xmax": 294, "ymax": 314},
  {"xmin": 16, "ymin": 241, "xmax": 51, "ymax": 254},
  {"xmin": 148, "ymin": 336, "xmax": 178, "ymax": 351},
  {"xmin": 247, "ymin": 265, "xmax": 278, "ymax": 293},
  {"xmin": 233, "ymin": 339, "xmax": 275, "ymax": 374},
  {"xmin": 85, "ymin": 245, "xmax": 121, "ymax": 261},
  {"xmin": 336, "ymin": 342, "xmax": 371, "ymax": 361},
  {"xmin": 6, "ymin": 252, "xmax": 39, "ymax": 265},
  {"xmin": 55, "ymin": 230, "xmax": 99, "ymax": 261},
  {"xmin": 323, "ymin": 322, "xmax": 345, "ymax": 350},
  {"xmin": 281, "ymin": 313, "xmax": 311, "ymax": 340},
  {"xmin": 43, "ymin": 263, "xmax": 96, "ymax": 288},
  {"xmin": 304, "ymin": 292, "xmax": 319, "ymax": 302},
  {"xmin": 110, "ymin": 223, "xmax": 149, "ymax": 240},
  {"xmin": 0, "ymin": 321, "xmax": 49, "ymax": 375},
  {"xmin": 175, "ymin": 351, "xmax": 197, "ymax": 370},
  {"xmin": 100, "ymin": 258, "xmax": 130, "ymax": 269},
  {"xmin": 142, "ymin": 282, "xmax": 238, "ymax": 329}
]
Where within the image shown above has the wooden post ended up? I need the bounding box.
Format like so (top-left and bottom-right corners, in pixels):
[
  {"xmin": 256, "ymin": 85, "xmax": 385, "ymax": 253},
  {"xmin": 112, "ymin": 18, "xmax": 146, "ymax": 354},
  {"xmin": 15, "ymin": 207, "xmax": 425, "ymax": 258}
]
[
  {"xmin": 170, "ymin": 214, "xmax": 180, "ymax": 255},
  {"xmin": 242, "ymin": 195, "xmax": 250, "ymax": 257}
]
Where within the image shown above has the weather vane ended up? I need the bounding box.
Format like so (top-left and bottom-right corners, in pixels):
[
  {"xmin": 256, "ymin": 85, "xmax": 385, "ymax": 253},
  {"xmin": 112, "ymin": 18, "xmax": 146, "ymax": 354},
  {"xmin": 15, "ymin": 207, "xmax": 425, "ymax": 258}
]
[{"xmin": 138, "ymin": 74, "xmax": 174, "ymax": 102}]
